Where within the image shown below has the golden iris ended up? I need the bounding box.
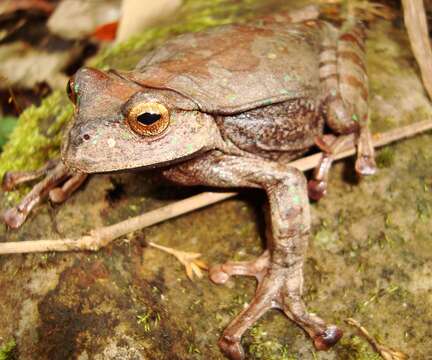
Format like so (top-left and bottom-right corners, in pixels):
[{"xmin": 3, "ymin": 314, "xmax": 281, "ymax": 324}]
[{"xmin": 126, "ymin": 102, "xmax": 170, "ymax": 136}]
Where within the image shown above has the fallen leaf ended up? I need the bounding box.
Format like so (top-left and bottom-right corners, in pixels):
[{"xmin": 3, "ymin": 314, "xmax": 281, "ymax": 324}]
[
  {"xmin": 91, "ymin": 21, "xmax": 118, "ymax": 42},
  {"xmin": 0, "ymin": 42, "xmax": 82, "ymax": 90},
  {"xmin": 47, "ymin": 0, "xmax": 121, "ymax": 40},
  {"xmin": 148, "ymin": 241, "xmax": 208, "ymax": 281}
]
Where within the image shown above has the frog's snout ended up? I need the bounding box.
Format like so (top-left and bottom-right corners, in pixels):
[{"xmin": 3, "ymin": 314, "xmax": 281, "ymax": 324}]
[{"xmin": 61, "ymin": 122, "xmax": 97, "ymax": 172}]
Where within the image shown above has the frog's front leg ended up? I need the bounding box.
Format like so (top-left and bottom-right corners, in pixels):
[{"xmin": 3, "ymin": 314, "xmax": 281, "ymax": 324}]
[
  {"xmin": 310, "ymin": 21, "xmax": 377, "ymax": 199},
  {"xmin": 164, "ymin": 153, "xmax": 342, "ymax": 360},
  {"xmin": 2, "ymin": 160, "xmax": 88, "ymax": 228}
]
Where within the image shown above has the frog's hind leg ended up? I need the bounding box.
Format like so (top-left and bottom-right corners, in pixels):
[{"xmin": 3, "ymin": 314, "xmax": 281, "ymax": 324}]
[
  {"xmin": 2, "ymin": 160, "xmax": 88, "ymax": 228},
  {"xmin": 164, "ymin": 153, "xmax": 342, "ymax": 360},
  {"xmin": 311, "ymin": 21, "xmax": 377, "ymax": 199},
  {"xmin": 308, "ymin": 133, "xmax": 355, "ymax": 200}
]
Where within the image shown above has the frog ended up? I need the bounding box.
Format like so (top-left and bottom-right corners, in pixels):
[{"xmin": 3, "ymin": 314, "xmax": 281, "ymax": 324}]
[{"xmin": 2, "ymin": 5, "xmax": 377, "ymax": 360}]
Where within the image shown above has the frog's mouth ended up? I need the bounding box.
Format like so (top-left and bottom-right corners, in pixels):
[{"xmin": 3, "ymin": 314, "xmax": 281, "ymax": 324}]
[
  {"xmin": 61, "ymin": 110, "xmax": 220, "ymax": 174},
  {"xmin": 61, "ymin": 130, "xmax": 182, "ymax": 174},
  {"xmin": 62, "ymin": 137, "xmax": 208, "ymax": 174}
]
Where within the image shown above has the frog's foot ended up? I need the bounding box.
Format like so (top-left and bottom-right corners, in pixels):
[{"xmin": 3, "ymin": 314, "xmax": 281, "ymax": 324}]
[
  {"xmin": 308, "ymin": 134, "xmax": 355, "ymax": 200},
  {"xmin": 2, "ymin": 160, "xmax": 87, "ymax": 228},
  {"xmin": 209, "ymin": 250, "xmax": 270, "ymax": 284},
  {"xmin": 355, "ymin": 127, "xmax": 377, "ymax": 176},
  {"xmin": 210, "ymin": 253, "xmax": 342, "ymax": 360}
]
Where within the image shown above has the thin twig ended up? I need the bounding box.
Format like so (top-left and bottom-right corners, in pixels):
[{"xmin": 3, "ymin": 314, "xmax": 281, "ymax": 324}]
[
  {"xmin": 345, "ymin": 318, "xmax": 408, "ymax": 360},
  {"xmin": 402, "ymin": 0, "xmax": 432, "ymax": 100},
  {"xmin": 0, "ymin": 120, "xmax": 431, "ymax": 255}
]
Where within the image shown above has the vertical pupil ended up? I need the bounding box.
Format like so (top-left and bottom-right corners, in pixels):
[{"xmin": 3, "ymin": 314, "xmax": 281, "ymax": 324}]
[{"xmin": 137, "ymin": 112, "xmax": 161, "ymax": 125}]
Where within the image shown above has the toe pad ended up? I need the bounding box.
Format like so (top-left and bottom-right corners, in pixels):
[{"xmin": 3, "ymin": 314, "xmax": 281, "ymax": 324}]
[
  {"xmin": 218, "ymin": 337, "xmax": 245, "ymax": 360},
  {"xmin": 313, "ymin": 325, "xmax": 343, "ymax": 350}
]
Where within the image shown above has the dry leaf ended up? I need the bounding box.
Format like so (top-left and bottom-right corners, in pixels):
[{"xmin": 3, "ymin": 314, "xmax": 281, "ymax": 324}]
[
  {"xmin": 116, "ymin": 0, "xmax": 182, "ymax": 43},
  {"xmin": 148, "ymin": 241, "xmax": 208, "ymax": 281},
  {"xmin": 47, "ymin": 0, "xmax": 121, "ymax": 40}
]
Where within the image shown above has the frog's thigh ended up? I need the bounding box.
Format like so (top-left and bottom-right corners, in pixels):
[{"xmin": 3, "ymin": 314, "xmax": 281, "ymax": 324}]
[
  {"xmin": 321, "ymin": 22, "xmax": 368, "ymax": 133},
  {"xmin": 164, "ymin": 151, "xmax": 311, "ymax": 257},
  {"xmin": 164, "ymin": 152, "xmax": 305, "ymax": 194}
]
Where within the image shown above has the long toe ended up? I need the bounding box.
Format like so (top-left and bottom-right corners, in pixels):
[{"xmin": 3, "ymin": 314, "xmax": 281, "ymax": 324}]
[
  {"xmin": 308, "ymin": 179, "xmax": 327, "ymax": 200},
  {"xmin": 218, "ymin": 336, "xmax": 245, "ymax": 360},
  {"xmin": 3, "ymin": 208, "xmax": 26, "ymax": 229},
  {"xmin": 209, "ymin": 265, "xmax": 230, "ymax": 284},
  {"xmin": 313, "ymin": 325, "xmax": 343, "ymax": 350},
  {"xmin": 355, "ymin": 156, "xmax": 377, "ymax": 176},
  {"xmin": 2, "ymin": 172, "xmax": 17, "ymax": 191}
]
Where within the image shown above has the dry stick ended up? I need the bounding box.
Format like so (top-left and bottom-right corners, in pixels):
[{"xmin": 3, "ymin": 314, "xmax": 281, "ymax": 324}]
[
  {"xmin": 402, "ymin": 0, "xmax": 432, "ymax": 100},
  {"xmin": 345, "ymin": 318, "xmax": 408, "ymax": 360},
  {"xmin": 1, "ymin": 120, "xmax": 432, "ymax": 255}
]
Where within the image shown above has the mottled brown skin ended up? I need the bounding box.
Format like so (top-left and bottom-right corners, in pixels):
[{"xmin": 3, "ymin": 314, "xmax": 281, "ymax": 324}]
[{"xmin": 2, "ymin": 6, "xmax": 376, "ymax": 360}]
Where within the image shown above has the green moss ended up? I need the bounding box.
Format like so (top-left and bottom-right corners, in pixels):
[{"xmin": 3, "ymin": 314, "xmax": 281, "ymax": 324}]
[
  {"xmin": 0, "ymin": 91, "xmax": 72, "ymax": 178},
  {"xmin": 0, "ymin": 116, "xmax": 17, "ymax": 150},
  {"xmin": 406, "ymin": 106, "xmax": 432, "ymax": 123},
  {"xmin": 136, "ymin": 309, "xmax": 160, "ymax": 333},
  {"xmin": 339, "ymin": 336, "xmax": 381, "ymax": 360},
  {"xmin": 246, "ymin": 324, "xmax": 298, "ymax": 360},
  {"xmin": 0, "ymin": 340, "xmax": 16, "ymax": 360},
  {"xmin": 376, "ymin": 147, "xmax": 395, "ymax": 168}
]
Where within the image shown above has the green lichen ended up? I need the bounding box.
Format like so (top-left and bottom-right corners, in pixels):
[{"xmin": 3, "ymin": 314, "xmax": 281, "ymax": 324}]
[{"xmin": 0, "ymin": 340, "xmax": 16, "ymax": 360}]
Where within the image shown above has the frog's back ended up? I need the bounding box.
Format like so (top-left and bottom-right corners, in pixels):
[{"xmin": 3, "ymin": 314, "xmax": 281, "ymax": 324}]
[{"xmin": 126, "ymin": 19, "xmax": 323, "ymax": 114}]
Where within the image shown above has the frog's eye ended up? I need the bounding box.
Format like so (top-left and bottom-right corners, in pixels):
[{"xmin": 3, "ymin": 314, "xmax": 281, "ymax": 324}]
[
  {"xmin": 66, "ymin": 78, "xmax": 76, "ymax": 104},
  {"xmin": 126, "ymin": 102, "xmax": 170, "ymax": 136}
]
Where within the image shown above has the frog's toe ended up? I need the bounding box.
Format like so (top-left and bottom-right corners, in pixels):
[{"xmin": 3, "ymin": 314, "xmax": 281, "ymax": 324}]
[
  {"xmin": 2, "ymin": 159, "xmax": 59, "ymax": 191},
  {"xmin": 355, "ymin": 156, "xmax": 377, "ymax": 176},
  {"xmin": 313, "ymin": 325, "xmax": 343, "ymax": 350},
  {"xmin": 308, "ymin": 179, "xmax": 327, "ymax": 200},
  {"xmin": 3, "ymin": 207, "xmax": 27, "ymax": 229},
  {"xmin": 209, "ymin": 264, "xmax": 230, "ymax": 284},
  {"xmin": 209, "ymin": 250, "xmax": 270, "ymax": 284},
  {"xmin": 1, "ymin": 161, "xmax": 84, "ymax": 228},
  {"xmin": 218, "ymin": 337, "xmax": 244, "ymax": 360},
  {"xmin": 2, "ymin": 172, "xmax": 18, "ymax": 191},
  {"xmin": 48, "ymin": 172, "xmax": 88, "ymax": 204}
]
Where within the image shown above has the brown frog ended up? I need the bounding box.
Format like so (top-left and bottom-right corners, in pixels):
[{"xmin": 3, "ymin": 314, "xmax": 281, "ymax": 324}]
[{"xmin": 2, "ymin": 6, "xmax": 376, "ymax": 360}]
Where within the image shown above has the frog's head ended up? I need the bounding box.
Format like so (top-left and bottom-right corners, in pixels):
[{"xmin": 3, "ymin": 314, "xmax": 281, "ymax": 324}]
[{"xmin": 62, "ymin": 67, "xmax": 219, "ymax": 173}]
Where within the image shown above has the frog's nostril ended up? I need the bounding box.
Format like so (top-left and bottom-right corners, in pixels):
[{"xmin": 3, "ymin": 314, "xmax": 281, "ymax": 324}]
[{"xmin": 83, "ymin": 134, "xmax": 91, "ymax": 141}]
